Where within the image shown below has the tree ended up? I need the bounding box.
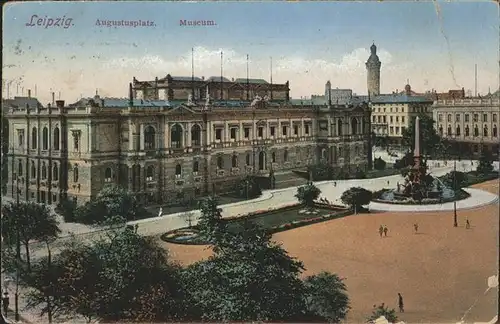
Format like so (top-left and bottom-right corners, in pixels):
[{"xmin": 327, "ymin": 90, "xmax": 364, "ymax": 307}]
[
  {"xmin": 181, "ymin": 220, "xmax": 308, "ymax": 322},
  {"xmin": 441, "ymin": 171, "xmax": 468, "ymax": 191},
  {"xmin": 307, "ymin": 163, "xmax": 335, "ymax": 181},
  {"xmin": 196, "ymin": 196, "xmax": 227, "ymax": 247},
  {"xmin": 393, "ymin": 151, "xmax": 414, "ymax": 169},
  {"xmin": 367, "ymin": 303, "xmax": 398, "ymax": 323},
  {"xmin": 373, "ymin": 157, "xmax": 387, "ymax": 171},
  {"xmin": 237, "ymin": 176, "xmax": 262, "ymax": 199},
  {"xmin": 180, "ymin": 211, "xmax": 196, "ymax": 228},
  {"xmin": 295, "ymin": 182, "xmax": 321, "ymax": 208},
  {"xmin": 341, "ymin": 187, "xmax": 373, "ymax": 211},
  {"xmin": 303, "ymin": 272, "xmax": 350, "ymax": 322},
  {"xmin": 402, "ymin": 114, "xmax": 441, "ymax": 157},
  {"xmin": 476, "ymin": 150, "xmax": 494, "ymax": 174},
  {"xmin": 74, "ymin": 185, "xmax": 147, "ymax": 225},
  {"xmin": 1, "ymin": 201, "xmax": 61, "ymax": 271},
  {"xmin": 53, "ymin": 228, "xmax": 184, "ymax": 322}
]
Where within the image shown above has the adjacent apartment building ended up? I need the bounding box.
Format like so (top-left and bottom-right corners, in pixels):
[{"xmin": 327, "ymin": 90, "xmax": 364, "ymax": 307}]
[{"xmin": 432, "ymin": 97, "xmax": 499, "ymax": 158}]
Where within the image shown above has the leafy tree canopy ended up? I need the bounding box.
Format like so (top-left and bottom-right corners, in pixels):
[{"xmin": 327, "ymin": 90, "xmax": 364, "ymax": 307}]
[
  {"xmin": 367, "ymin": 303, "xmax": 398, "ymax": 323},
  {"xmin": 476, "ymin": 150, "xmax": 494, "ymax": 174},
  {"xmin": 295, "ymin": 182, "xmax": 321, "ymax": 207},
  {"xmin": 373, "ymin": 157, "xmax": 387, "ymax": 171},
  {"xmin": 341, "ymin": 187, "xmax": 373, "ymax": 210},
  {"xmin": 441, "ymin": 171, "xmax": 468, "ymax": 190}
]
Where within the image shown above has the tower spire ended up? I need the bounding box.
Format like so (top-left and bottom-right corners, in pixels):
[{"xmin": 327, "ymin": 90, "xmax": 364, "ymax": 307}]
[
  {"xmin": 246, "ymin": 54, "xmax": 250, "ymax": 101},
  {"xmin": 270, "ymin": 56, "xmax": 273, "ymax": 100},
  {"xmin": 220, "ymin": 51, "xmax": 223, "ymax": 100}
]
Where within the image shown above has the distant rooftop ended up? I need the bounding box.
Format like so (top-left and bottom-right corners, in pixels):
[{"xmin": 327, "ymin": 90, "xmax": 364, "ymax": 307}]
[
  {"xmin": 2, "ymin": 96, "xmax": 43, "ymax": 111},
  {"xmin": 371, "ymin": 94, "xmax": 433, "ymax": 104}
]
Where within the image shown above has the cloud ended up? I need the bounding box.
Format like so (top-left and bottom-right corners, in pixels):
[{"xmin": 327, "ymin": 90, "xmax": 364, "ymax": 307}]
[{"xmin": 2, "ymin": 46, "xmax": 498, "ymax": 104}]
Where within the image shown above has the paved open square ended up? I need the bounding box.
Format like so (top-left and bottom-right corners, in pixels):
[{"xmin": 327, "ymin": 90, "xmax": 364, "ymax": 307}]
[{"xmin": 160, "ymin": 180, "xmax": 499, "ymax": 323}]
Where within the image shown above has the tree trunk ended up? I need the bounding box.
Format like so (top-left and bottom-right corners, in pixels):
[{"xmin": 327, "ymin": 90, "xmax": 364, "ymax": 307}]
[{"xmin": 24, "ymin": 242, "xmax": 31, "ymax": 271}]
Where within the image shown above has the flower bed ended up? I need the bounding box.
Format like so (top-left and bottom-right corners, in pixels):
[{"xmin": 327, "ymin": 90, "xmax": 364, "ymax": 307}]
[
  {"xmin": 161, "ymin": 203, "xmax": 351, "ymax": 245},
  {"xmin": 371, "ymin": 189, "xmax": 471, "ymax": 205}
]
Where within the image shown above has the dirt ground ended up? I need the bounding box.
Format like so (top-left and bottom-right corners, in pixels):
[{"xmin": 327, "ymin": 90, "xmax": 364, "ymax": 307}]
[{"xmin": 158, "ymin": 180, "xmax": 499, "ymax": 323}]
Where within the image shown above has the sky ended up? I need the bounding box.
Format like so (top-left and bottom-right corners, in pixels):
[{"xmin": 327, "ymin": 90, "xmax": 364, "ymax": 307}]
[{"xmin": 2, "ymin": 1, "xmax": 499, "ymax": 105}]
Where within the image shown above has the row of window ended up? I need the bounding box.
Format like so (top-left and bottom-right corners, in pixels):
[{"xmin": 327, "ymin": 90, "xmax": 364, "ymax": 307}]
[
  {"xmin": 438, "ymin": 124, "xmax": 498, "ymax": 137},
  {"xmin": 373, "ymin": 115, "xmax": 406, "ymax": 124},
  {"xmin": 373, "ymin": 106, "xmax": 429, "ymax": 113},
  {"xmin": 15, "ymin": 161, "xmax": 70, "ymax": 182},
  {"xmin": 438, "ymin": 113, "xmax": 498, "ymax": 123},
  {"xmin": 17, "ymin": 127, "xmax": 61, "ymax": 150}
]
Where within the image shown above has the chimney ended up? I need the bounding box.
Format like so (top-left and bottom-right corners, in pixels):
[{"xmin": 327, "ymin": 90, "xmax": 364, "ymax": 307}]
[
  {"xmin": 28, "ymin": 89, "xmax": 31, "ymax": 98},
  {"xmin": 56, "ymin": 100, "xmax": 65, "ymax": 108},
  {"xmin": 52, "ymin": 92, "xmax": 55, "ymax": 105}
]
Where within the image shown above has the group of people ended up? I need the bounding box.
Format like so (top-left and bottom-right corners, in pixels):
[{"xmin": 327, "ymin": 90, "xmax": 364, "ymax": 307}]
[{"xmin": 378, "ymin": 225, "xmax": 389, "ymax": 237}]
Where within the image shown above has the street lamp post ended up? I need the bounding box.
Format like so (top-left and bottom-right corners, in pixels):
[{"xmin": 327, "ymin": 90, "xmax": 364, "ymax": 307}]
[
  {"xmin": 453, "ymin": 159, "xmax": 458, "ymax": 227},
  {"xmin": 13, "ymin": 173, "xmax": 20, "ymax": 321}
]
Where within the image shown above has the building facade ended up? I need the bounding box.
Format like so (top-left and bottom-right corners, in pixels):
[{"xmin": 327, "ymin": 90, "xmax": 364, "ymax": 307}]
[
  {"xmin": 5, "ymin": 82, "xmax": 372, "ymax": 206},
  {"xmin": 432, "ymin": 98, "xmax": 500, "ymax": 157},
  {"xmin": 366, "ymin": 43, "xmax": 381, "ymax": 97},
  {"xmin": 371, "ymin": 84, "xmax": 434, "ymax": 146}
]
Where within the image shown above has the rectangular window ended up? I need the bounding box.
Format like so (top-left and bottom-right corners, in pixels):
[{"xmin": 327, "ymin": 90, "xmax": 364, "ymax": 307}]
[
  {"xmin": 447, "ymin": 114, "xmax": 452, "ymax": 122},
  {"xmin": 282, "ymin": 126, "xmax": 287, "ymax": 136},
  {"xmin": 473, "ymin": 114, "xmax": 478, "ymax": 122},
  {"xmin": 383, "ymin": 116, "xmax": 387, "ymax": 123},
  {"xmin": 465, "ymin": 114, "xmax": 470, "ymax": 122},
  {"xmin": 401, "ymin": 107, "xmax": 404, "ymax": 112},
  {"xmin": 378, "ymin": 116, "xmax": 381, "ymax": 123},
  {"xmin": 396, "ymin": 116, "xmax": 399, "ymax": 122},
  {"xmin": 270, "ymin": 127, "xmax": 275, "ymax": 136},
  {"xmin": 438, "ymin": 114, "xmax": 443, "ymax": 122},
  {"xmin": 293, "ymin": 125, "xmax": 298, "ymax": 135},
  {"xmin": 258, "ymin": 127, "xmax": 263, "ymax": 138},
  {"xmin": 390, "ymin": 127, "xmax": 394, "ymax": 134},
  {"xmin": 455, "ymin": 114, "xmax": 460, "ymax": 122},
  {"xmin": 244, "ymin": 128, "xmax": 250, "ymax": 139},
  {"xmin": 390, "ymin": 116, "xmax": 393, "ymax": 123},
  {"xmin": 305, "ymin": 124, "xmax": 310, "ymax": 135},
  {"xmin": 493, "ymin": 114, "xmax": 498, "ymax": 122},
  {"xmin": 230, "ymin": 128, "xmax": 237, "ymax": 140},
  {"xmin": 396, "ymin": 127, "xmax": 400, "ymax": 134},
  {"xmin": 373, "ymin": 116, "xmax": 376, "ymax": 122},
  {"xmin": 483, "ymin": 114, "xmax": 488, "ymax": 122},
  {"xmin": 402, "ymin": 116, "xmax": 405, "ymax": 123},
  {"xmin": 215, "ymin": 129, "xmax": 222, "ymax": 140}
]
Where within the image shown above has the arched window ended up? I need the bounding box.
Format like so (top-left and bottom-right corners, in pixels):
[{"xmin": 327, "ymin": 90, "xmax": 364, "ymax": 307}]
[
  {"xmin": 217, "ymin": 156, "xmax": 224, "ymax": 169},
  {"xmin": 351, "ymin": 118, "xmax": 358, "ymax": 135},
  {"xmin": 284, "ymin": 149, "xmax": 288, "ymax": 162},
  {"xmin": 18, "ymin": 160, "xmax": 23, "ymax": 177},
  {"xmin": 337, "ymin": 119, "xmax": 343, "ymax": 136},
  {"xmin": 447, "ymin": 114, "xmax": 452, "ymax": 122},
  {"xmin": 321, "ymin": 148, "xmax": 326, "ymax": 159},
  {"xmin": 191, "ymin": 124, "xmax": 201, "ymax": 146},
  {"xmin": 232, "ymin": 155, "xmax": 238, "ymax": 168},
  {"xmin": 144, "ymin": 126, "xmax": 156, "ymax": 150},
  {"xmin": 53, "ymin": 127, "xmax": 60, "ymax": 150},
  {"xmin": 246, "ymin": 154, "xmax": 251, "ymax": 166},
  {"xmin": 447, "ymin": 125, "xmax": 452, "ymax": 136},
  {"xmin": 438, "ymin": 125, "xmax": 443, "ymax": 136},
  {"xmin": 105, "ymin": 167, "xmax": 113, "ymax": 182},
  {"xmin": 193, "ymin": 161, "xmax": 199, "ymax": 173},
  {"xmin": 146, "ymin": 166, "xmax": 154, "ymax": 181},
  {"xmin": 53, "ymin": 164, "xmax": 59, "ymax": 182},
  {"xmin": 175, "ymin": 164, "xmax": 182, "ymax": 176},
  {"xmin": 31, "ymin": 161, "xmax": 36, "ymax": 179},
  {"xmin": 465, "ymin": 125, "xmax": 470, "ymax": 136},
  {"xmin": 41, "ymin": 163, "xmax": 47, "ymax": 179},
  {"xmin": 73, "ymin": 166, "xmax": 79, "ymax": 183},
  {"xmin": 483, "ymin": 126, "xmax": 488, "ymax": 137},
  {"xmin": 474, "ymin": 125, "xmax": 479, "ymax": 137},
  {"xmin": 271, "ymin": 152, "xmax": 276, "ymax": 163},
  {"xmin": 493, "ymin": 125, "xmax": 498, "ymax": 137},
  {"xmin": 42, "ymin": 127, "xmax": 49, "ymax": 150},
  {"xmin": 171, "ymin": 124, "xmax": 183, "ymax": 149},
  {"xmin": 456, "ymin": 125, "xmax": 461, "ymax": 136},
  {"xmin": 31, "ymin": 127, "xmax": 38, "ymax": 149}
]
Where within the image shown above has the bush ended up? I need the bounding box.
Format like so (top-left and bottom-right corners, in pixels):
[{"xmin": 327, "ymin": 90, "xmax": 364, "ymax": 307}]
[
  {"xmin": 367, "ymin": 303, "xmax": 398, "ymax": 323},
  {"xmin": 236, "ymin": 176, "xmax": 262, "ymax": 199},
  {"xmin": 352, "ymin": 168, "xmax": 366, "ymax": 179},
  {"xmin": 373, "ymin": 157, "xmax": 386, "ymax": 171},
  {"xmin": 477, "ymin": 150, "xmax": 494, "ymax": 174},
  {"xmin": 341, "ymin": 187, "xmax": 372, "ymax": 211},
  {"xmin": 441, "ymin": 171, "xmax": 468, "ymax": 190},
  {"xmin": 295, "ymin": 183, "xmax": 321, "ymax": 207},
  {"xmin": 56, "ymin": 197, "xmax": 77, "ymax": 222},
  {"xmin": 307, "ymin": 163, "xmax": 335, "ymax": 181}
]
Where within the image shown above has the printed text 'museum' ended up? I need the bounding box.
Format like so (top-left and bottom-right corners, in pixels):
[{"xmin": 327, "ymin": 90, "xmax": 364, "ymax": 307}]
[{"xmin": 180, "ymin": 19, "xmax": 217, "ymax": 26}]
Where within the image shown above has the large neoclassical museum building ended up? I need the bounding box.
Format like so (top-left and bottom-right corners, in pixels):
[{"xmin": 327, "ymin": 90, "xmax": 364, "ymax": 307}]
[{"xmin": 4, "ymin": 76, "xmax": 372, "ymax": 206}]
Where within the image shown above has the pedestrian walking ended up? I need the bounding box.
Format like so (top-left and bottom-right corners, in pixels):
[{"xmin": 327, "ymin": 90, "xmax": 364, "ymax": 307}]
[
  {"xmin": 387, "ymin": 180, "xmax": 390, "ymax": 186},
  {"xmin": 134, "ymin": 224, "xmax": 139, "ymax": 233},
  {"xmin": 2, "ymin": 291, "xmax": 9, "ymax": 315},
  {"xmin": 383, "ymin": 226, "xmax": 388, "ymax": 237},
  {"xmin": 414, "ymin": 223, "xmax": 418, "ymax": 233},
  {"xmin": 379, "ymin": 225, "xmax": 384, "ymax": 238},
  {"xmin": 334, "ymin": 181, "xmax": 337, "ymax": 187},
  {"xmin": 398, "ymin": 293, "xmax": 404, "ymax": 313},
  {"xmin": 466, "ymin": 218, "xmax": 471, "ymax": 229}
]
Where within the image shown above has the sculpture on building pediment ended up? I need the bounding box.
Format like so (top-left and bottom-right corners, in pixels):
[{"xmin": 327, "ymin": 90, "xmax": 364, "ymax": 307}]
[
  {"xmin": 203, "ymin": 85, "xmax": 211, "ymax": 110},
  {"xmin": 187, "ymin": 94, "xmax": 194, "ymax": 106},
  {"xmin": 251, "ymin": 95, "xmax": 263, "ymax": 107}
]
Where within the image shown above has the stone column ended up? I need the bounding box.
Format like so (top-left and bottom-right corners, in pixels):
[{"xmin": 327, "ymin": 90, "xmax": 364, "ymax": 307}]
[
  {"xmin": 301, "ymin": 119, "xmax": 305, "ymax": 137},
  {"xmin": 140, "ymin": 124, "xmax": 144, "ymax": 150},
  {"xmin": 225, "ymin": 121, "xmax": 229, "ymax": 142},
  {"xmin": 253, "ymin": 121, "xmax": 257, "ymax": 139},
  {"xmin": 187, "ymin": 122, "xmax": 192, "ymax": 147},
  {"xmin": 239, "ymin": 121, "xmax": 243, "ymax": 141}
]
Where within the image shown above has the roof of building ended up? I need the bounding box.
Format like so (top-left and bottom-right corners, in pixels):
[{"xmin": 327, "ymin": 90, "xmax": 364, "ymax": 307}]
[
  {"xmin": 234, "ymin": 78, "xmax": 269, "ymax": 84},
  {"xmin": 2, "ymin": 96, "xmax": 43, "ymax": 111},
  {"xmin": 169, "ymin": 76, "xmax": 203, "ymax": 81},
  {"xmin": 207, "ymin": 76, "xmax": 231, "ymax": 82},
  {"xmin": 371, "ymin": 94, "xmax": 433, "ymax": 104},
  {"xmin": 69, "ymin": 97, "xmax": 173, "ymax": 108}
]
